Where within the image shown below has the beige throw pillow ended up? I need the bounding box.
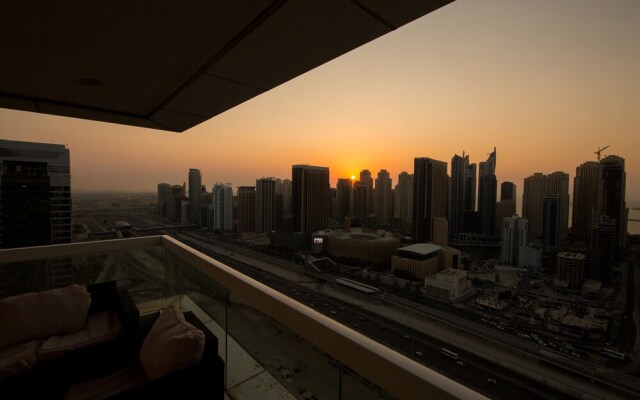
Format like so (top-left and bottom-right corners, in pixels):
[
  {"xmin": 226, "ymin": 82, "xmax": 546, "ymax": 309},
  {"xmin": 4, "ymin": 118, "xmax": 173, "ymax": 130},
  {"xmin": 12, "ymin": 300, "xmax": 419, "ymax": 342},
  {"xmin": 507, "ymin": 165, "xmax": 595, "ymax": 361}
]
[
  {"xmin": 0, "ymin": 284, "xmax": 91, "ymax": 347},
  {"xmin": 139, "ymin": 306, "xmax": 205, "ymax": 380}
]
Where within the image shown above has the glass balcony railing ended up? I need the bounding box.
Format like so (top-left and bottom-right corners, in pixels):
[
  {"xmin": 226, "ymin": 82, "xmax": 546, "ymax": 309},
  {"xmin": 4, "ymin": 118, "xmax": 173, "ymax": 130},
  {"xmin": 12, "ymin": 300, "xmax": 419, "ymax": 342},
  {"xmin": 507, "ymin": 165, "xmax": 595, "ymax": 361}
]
[{"xmin": 0, "ymin": 236, "xmax": 486, "ymax": 400}]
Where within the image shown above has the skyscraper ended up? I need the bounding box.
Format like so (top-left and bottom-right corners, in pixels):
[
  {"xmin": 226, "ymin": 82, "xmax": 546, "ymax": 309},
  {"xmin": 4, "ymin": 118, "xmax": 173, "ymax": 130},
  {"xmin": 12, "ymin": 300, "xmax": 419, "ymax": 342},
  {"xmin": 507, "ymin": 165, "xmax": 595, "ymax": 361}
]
[
  {"xmin": 413, "ymin": 157, "xmax": 448, "ymax": 243},
  {"xmin": 464, "ymin": 163, "xmax": 477, "ymax": 212},
  {"xmin": 375, "ymin": 169, "xmax": 393, "ymax": 225},
  {"xmin": 213, "ymin": 183, "xmax": 233, "ymax": 231},
  {"xmin": 157, "ymin": 183, "xmax": 171, "ymax": 218},
  {"xmin": 501, "ymin": 215, "xmax": 528, "ymax": 266},
  {"xmin": 450, "ymin": 153, "xmax": 468, "ymax": 239},
  {"xmin": 188, "ymin": 169, "xmax": 202, "ymax": 225},
  {"xmin": 256, "ymin": 177, "xmax": 276, "ymax": 233},
  {"xmin": 542, "ymin": 195, "xmax": 567, "ymax": 249},
  {"xmin": 353, "ymin": 183, "xmax": 369, "ymax": 222},
  {"xmin": 292, "ymin": 165, "xmax": 329, "ymax": 234},
  {"xmin": 523, "ymin": 171, "xmax": 569, "ymax": 242},
  {"xmin": 600, "ymin": 155, "xmax": 627, "ymax": 252},
  {"xmin": 200, "ymin": 184, "xmax": 209, "ymax": 227},
  {"xmin": 589, "ymin": 214, "xmax": 616, "ymax": 282},
  {"xmin": 281, "ymin": 179, "xmax": 292, "ymax": 216},
  {"xmin": 169, "ymin": 184, "xmax": 186, "ymax": 223},
  {"xmin": 237, "ymin": 186, "xmax": 256, "ymax": 233},
  {"xmin": 336, "ymin": 178, "xmax": 352, "ymax": 224},
  {"xmin": 478, "ymin": 148, "xmax": 497, "ymax": 237},
  {"xmin": 0, "ymin": 140, "xmax": 71, "ymax": 248},
  {"xmin": 359, "ymin": 169, "xmax": 374, "ymax": 216},
  {"xmin": 572, "ymin": 161, "xmax": 602, "ymax": 242},
  {"xmin": 394, "ymin": 172, "xmax": 413, "ymax": 230},
  {"xmin": 500, "ymin": 182, "xmax": 516, "ymax": 202}
]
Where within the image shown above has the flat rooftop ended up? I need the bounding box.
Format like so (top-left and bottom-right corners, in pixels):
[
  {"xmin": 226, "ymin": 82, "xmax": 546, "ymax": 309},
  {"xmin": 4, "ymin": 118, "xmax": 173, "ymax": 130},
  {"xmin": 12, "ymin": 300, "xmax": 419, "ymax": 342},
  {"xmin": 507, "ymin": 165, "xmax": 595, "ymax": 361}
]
[{"xmin": 397, "ymin": 243, "xmax": 442, "ymax": 257}]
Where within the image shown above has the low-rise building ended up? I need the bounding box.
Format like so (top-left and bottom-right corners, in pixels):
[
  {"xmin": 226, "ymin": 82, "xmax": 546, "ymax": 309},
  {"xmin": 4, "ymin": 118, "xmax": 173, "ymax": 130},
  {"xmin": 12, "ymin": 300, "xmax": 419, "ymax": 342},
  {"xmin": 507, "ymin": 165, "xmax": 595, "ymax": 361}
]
[
  {"xmin": 312, "ymin": 228, "xmax": 401, "ymax": 267},
  {"xmin": 581, "ymin": 280, "xmax": 602, "ymax": 299},
  {"xmin": 391, "ymin": 243, "xmax": 461, "ymax": 280},
  {"xmin": 553, "ymin": 252, "xmax": 586, "ymax": 294},
  {"xmin": 424, "ymin": 269, "xmax": 471, "ymax": 301}
]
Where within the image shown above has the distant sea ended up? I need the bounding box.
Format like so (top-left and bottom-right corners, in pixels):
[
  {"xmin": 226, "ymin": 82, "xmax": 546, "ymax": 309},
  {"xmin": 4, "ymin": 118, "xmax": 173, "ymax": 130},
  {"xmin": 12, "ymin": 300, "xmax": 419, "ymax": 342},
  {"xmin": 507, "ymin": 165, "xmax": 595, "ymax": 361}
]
[{"xmin": 629, "ymin": 208, "xmax": 640, "ymax": 235}]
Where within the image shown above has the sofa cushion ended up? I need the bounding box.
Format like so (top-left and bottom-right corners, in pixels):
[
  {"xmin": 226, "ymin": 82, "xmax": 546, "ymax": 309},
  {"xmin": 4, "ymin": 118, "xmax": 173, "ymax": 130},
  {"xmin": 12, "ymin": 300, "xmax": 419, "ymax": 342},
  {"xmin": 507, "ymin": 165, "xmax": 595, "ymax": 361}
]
[
  {"xmin": 0, "ymin": 339, "xmax": 41, "ymax": 380},
  {"xmin": 139, "ymin": 307, "xmax": 204, "ymax": 380},
  {"xmin": 0, "ymin": 284, "xmax": 91, "ymax": 348},
  {"xmin": 37, "ymin": 310, "xmax": 123, "ymax": 362}
]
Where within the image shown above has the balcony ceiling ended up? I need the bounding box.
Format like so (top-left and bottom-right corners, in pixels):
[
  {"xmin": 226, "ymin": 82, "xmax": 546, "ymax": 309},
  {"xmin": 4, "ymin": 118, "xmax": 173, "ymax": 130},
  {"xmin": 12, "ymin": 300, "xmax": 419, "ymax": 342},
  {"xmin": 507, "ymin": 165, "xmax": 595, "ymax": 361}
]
[{"xmin": 0, "ymin": 1, "xmax": 453, "ymax": 132}]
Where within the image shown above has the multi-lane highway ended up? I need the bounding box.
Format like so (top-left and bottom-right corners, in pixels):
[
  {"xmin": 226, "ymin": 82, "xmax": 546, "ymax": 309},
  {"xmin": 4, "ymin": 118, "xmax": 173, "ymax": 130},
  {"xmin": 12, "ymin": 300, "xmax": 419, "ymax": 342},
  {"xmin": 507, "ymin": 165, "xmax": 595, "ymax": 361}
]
[{"xmin": 173, "ymin": 232, "xmax": 575, "ymax": 400}]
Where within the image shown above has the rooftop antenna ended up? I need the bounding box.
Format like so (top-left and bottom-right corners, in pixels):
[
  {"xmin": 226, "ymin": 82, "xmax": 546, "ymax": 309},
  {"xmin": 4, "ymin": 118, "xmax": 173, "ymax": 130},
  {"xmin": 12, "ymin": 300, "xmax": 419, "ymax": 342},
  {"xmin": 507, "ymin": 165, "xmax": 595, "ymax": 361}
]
[{"xmin": 595, "ymin": 145, "xmax": 610, "ymax": 161}]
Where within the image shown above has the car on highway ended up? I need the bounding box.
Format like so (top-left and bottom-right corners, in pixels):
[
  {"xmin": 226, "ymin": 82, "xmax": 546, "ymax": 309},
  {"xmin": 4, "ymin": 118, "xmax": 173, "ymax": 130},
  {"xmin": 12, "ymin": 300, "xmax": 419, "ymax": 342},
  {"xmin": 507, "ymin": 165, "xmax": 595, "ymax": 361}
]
[
  {"xmin": 403, "ymin": 335, "xmax": 411, "ymax": 340},
  {"xmin": 456, "ymin": 361, "xmax": 466, "ymax": 367},
  {"xmin": 415, "ymin": 351, "xmax": 423, "ymax": 357},
  {"xmin": 487, "ymin": 378, "xmax": 497, "ymax": 384}
]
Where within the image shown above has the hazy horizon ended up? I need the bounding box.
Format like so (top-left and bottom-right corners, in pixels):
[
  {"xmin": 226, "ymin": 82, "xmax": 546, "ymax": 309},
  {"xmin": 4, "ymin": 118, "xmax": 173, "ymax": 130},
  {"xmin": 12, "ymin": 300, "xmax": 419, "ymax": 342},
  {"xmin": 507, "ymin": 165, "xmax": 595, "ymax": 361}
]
[{"xmin": 2, "ymin": 0, "xmax": 639, "ymax": 205}]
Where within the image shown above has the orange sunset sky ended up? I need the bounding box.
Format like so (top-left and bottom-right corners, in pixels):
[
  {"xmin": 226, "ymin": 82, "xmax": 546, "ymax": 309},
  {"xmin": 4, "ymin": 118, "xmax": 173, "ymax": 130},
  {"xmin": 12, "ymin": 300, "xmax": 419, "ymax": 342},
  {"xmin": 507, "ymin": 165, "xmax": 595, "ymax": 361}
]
[{"xmin": 1, "ymin": 0, "xmax": 639, "ymax": 208}]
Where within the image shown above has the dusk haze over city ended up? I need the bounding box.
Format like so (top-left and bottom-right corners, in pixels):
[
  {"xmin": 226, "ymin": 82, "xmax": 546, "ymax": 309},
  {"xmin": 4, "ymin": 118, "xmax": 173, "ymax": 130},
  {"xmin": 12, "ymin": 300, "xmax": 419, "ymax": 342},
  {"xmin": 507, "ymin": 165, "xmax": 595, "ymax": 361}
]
[
  {"xmin": 1, "ymin": 0, "xmax": 639, "ymax": 207},
  {"xmin": 1, "ymin": 1, "xmax": 640, "ymax": 400}
]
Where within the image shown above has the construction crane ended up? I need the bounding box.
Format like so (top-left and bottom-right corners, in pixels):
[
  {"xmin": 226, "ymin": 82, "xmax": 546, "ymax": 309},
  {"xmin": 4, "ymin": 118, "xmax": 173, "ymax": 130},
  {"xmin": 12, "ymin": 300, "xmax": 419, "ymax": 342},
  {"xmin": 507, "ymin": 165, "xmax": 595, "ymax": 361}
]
[{"xmin": 595, "ymin": 145, "xmax": 610, "ymax": 161}]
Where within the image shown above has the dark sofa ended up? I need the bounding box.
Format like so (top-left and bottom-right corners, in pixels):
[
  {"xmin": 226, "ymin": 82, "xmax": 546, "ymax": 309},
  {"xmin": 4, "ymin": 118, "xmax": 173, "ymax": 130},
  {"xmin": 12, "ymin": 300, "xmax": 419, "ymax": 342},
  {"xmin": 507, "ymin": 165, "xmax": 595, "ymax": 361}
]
[
  {"xmin": 0, "ymin": 281, "xmax": 139, "ymax": 399},
  {"xmin": 1, "ymin": 283, "xmax": 225, "ymax": 400}
]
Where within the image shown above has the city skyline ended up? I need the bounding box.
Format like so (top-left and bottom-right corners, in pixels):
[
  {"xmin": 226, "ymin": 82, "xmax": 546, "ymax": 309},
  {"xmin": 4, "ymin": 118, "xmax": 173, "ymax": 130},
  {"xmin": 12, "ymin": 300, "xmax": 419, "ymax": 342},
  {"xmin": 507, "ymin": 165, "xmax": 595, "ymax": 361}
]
[{"xmin": 1, "ymin": 1, "xmax": 639, "ymax": 205}]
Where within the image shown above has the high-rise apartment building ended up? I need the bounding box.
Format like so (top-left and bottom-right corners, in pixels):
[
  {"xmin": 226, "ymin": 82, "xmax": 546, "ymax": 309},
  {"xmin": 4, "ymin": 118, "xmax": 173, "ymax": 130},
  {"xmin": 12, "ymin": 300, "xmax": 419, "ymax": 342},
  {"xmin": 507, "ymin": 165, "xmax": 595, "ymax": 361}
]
[
  {"xmin": 501, "ymin": 181, "xmax": 516, "ymax": 202},
  {"xmin": 359, "ymin": 169, "xmax": 374, "ymax": 216},
  {"xmin": 478, "ymin": 148, "xmax": 497, "ymax": 237},
  {"xmin": 589, "ymin": 214, "xmax": 616, "ymax": 282},
  {"xmin": 213, "ymin": 183, "xmax": 233, "ymax": 231},
  {"xmin": 336, "ymin": 178, "xmax": 352, "ymax": 225},
  {"xmin": 200, "ymin": 185, "xmax": 209, "ymax": 227},
  {"xmin": 600, "ymin": 155, "xmax": 627, "ymax": 252},
  {"xmin": 0, "ymin": 140, "xmax": 71, "ymax": 248},
  {"xmin": 375, "ymin": 169, "xmax": 393, "ymax": 225},
  {"xmin": 542, "ymin": 195, "xmax": 567, "ymax": 249},
  {"xmin": 188, "ymin": 169, "xmax": 202, "ymax": 225},
  {"xmin": 495, "ymin": 181, "xmax": 517, "ymax": 236},
  {"xmin": 353, "ymin": 183, "xmax": 369, "ymax": 222},
  {"xmin": 394, "ymin": 172, "xmax": 413, "ymax": 230},
  {"xmin": 157, "ymin": 183, "xmax": 171, "ymax": 218},
  {"xmin": 168, "ymin": 184, "xmax": 186, "ymax": 223},
  {"xmin": 572, "ymin": 161, "xmax": 602, "ymax": 242},
  {"xmin": 450, "ymin": 153, "xmax": 468, "ymax": 240},
  {"xmin": 501, "ymin": 215, "xmax": 528, "ymax": 266},
  {"xmin": 256, "ymin": 177, "xmax": 276, "ymax": 233},
  {"xmin": 413, "ymin": 157, "xmax": 448, "ymax": 243},
  {"xmin": 281, "ymin": 179, "xmax": 292, "ymax": 216},
  {"xmin": 292, "ymin": 165, "xmax": 329, "ymax": 234},
  {"xmin": 280, "ymin": 179, "xmax": 292, "ymax": 215},
  {"xmin": 237, "ymin": 186, "xmax": 256, "ymax": 233},
  {"xmin": 464, "ymin": 163, "xmax": 477, "ymax": 212},
  {"xmin": 523, "ymin": 171, "xmax": 569, "ymax": 242}
]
